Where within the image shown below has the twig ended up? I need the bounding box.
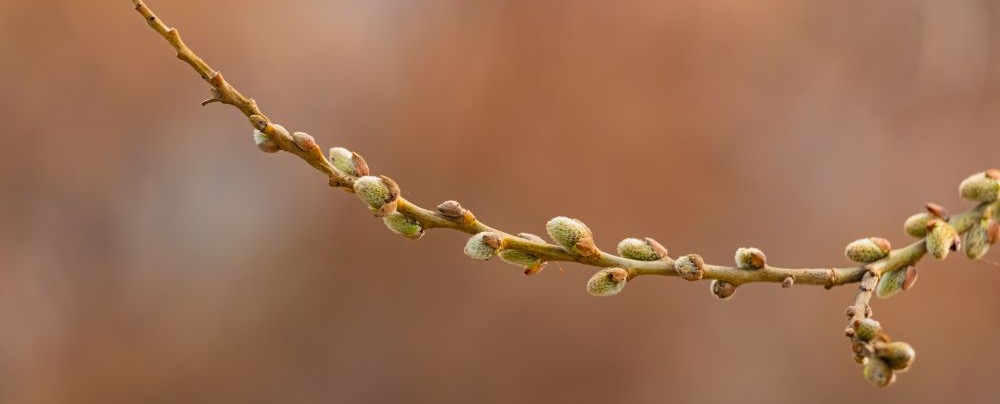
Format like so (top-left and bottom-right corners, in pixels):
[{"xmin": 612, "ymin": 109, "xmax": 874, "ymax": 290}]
[{"xmin": 127, "ymin": 0, "xmax": 1000, "ymax": 386}]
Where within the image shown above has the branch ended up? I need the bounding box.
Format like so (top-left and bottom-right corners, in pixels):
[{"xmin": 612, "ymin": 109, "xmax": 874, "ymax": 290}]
[{"xmin": 127, "ymin": 0, "xmax": 1000, "ymax": 387}]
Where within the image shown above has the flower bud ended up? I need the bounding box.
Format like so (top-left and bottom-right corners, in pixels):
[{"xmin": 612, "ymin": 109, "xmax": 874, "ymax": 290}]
[
  {"xmin": 675, "ymin": 254, "xmax": 705, "ymax": 281},
  {"xmin": 464, "ymin": 232, "xmax": 503, "ymax": 260},
  {"xmin": 546, "ymin": 216, "xmax": 599, "ymax": 257},
  {"xmin": 878, "ymin": 341, "xmax": 916, "ymax": 371},
  {"xmin": 436, "ymin": 200, "xmax": 467, "ymax": 219},
  {"xmin": 353, "ymin": 175, "xmax": 400, "ymax": 217},
  {"xmin": 710, "ymin": 280, "xmax": 737, "ymax": 299},
  {"xmin": 252, "ymin": 128, "xmax": 280, "ymax": 153},
  {"xmin": 845, "ymin": 237, "xmax": 892, "ymax": 263},
  {"xmin": 734, "ymin": 247, "xmax": 766, "ymax": 270},
  {"xmin": 965, "ymin": 219, "xmax": 996, "ymax": 260},
  {"xmin": 876, "ymin": 266, "xmax": 917, "ymax": 299},
  {"xmin": 853, "ymin": 318, "xmax": 882, "ymax": 342},
  {"xmin": 499, "ymin": 249, "xmax": 547, "ymax": 275},
  {"xmin": 926, "ymin": 219, "xmax": 960, "ymax": 260},
  {"xmin": 863, "ymin": 358, "xmax": 896, "ymax": 387},
  {"xmin": 903, "ymin": 212, "xmax": 932, "ymax": 238},
  {"xmin": 959, "ymin": 170, "xmax": 1000, "ymax": 202},
  {"xmin": 292, "ymin": 131, "xmax": 318, "ymax": 152},
  {"xmin": 328, "ymin": 147, "xmax": 369, "ymax": 177},
  {"xmin": 586, "ymin": 268, "xmax": 628, "ymax": 297},
  {"xmin": 781, "ymin": 276, "xmax": 794, "ymax": 288},
  {"xmin": 382, "ymin": 212, "xmax": 424, "ymax": 240},
  {"xmin": 617, "ymin": 238, "xmax": 665, "ymax": 261}
]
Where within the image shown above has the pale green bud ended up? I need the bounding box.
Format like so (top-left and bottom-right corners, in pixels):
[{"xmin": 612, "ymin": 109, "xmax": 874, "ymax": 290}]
[
  {"xmin": 498, "ymin": 249, "xmax": 547, "ymax": 275},
  {"xmin": 926, "ymin": 219, "xmax": 960, "ymax": 260},
  {"xmin": 329, "ymin": 147, "xmax": 370, "ymax": 177},
  {"xmin": 959, "ymin": 170, "xmax": 1000, "ymax": 202},
  {"xmin": 965, "ymin": 219, "xmax": 997, "ymax": 260},
  {"xmin": 877, "ymin": 341, "xmax": 916, "ymax": 371},
  {"xmin": 252, "ymin": 128, "xmax": 279, "ymax": 153},
  {"xmin": 464, "ymin": 232, "xmax": 503, "ymax": 260},
  {"xmin": 863, "ymin": 358, "xmax": 896, "ymax": 387},
  {"xmin": 875, "ymin": 266, "xmax": 917, "ymax": 299},
  {"xmin": 617, "ymin": 238, "xmax": 665, "ymax": 261},
  {"xmin": 382, "ymin": 212, "xmax": 424, "ymax": 240},
  {"xmin": 545, "ymin": 216, "xmax": 599, "ymax": 257},
  {"xmin": 586, "ymin": 268, "xmax": 628, "ymax": 297},
  {"xmin": 734, "ymin": 247, "xmax": 766, "ymax": 270},
  {"xmin": 853, "ymin": 318, "xmax": 882, "ymax": 342},
  {"xmin": 903, "ymin": 212, "xmax": 932, "ymax": 238},
  {"xmin": 353, "ymin": 175, "xmax": 400, "ymax": 217},
  {"xmin": 844, "ymin": 237, "xmax": 892, "ymax": 263},
  {"xmin": 710, "ymin": 280, "xmax": 737, "ymax": 299},
  {"xmin": 675, "ymin": 254, "xmax": 705, "ymax": 281}
]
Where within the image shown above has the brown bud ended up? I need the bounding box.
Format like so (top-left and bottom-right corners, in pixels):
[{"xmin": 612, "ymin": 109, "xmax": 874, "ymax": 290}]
[
  {"xmin": 645, "ymin": 238, "xmax": 670, "ymax": 259},
  {"xmin": 987, "ymin": 168, "xmax": 1000, "ymax": 180},
  {"xmin": 925, "ymin": 202, "xmax": 949, "ymax": 219},
  {"xmin": 781, "ymin": 276, "xmax": 794, "ymax": 288},
  {"xmin": 710, "ymin": 280, "xmax": 737, "ymax": 299},
  {"xmin": 436, "ymin": 200, "xmax": 467, "ymax": 219},
  {"xmin": 481, "ymin": 233, "xmax": 504, "ymax": 249},
  {"xmin": 292, "ymin": 131, "xmax": 318, "ymax": 152},
  {"xmin": 675, "ymin": 254, "xmax": 705, "ymax": 281}
]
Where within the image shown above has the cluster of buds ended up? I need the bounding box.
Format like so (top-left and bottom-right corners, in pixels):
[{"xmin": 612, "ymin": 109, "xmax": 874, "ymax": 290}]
[{"xmin": 848, "ymin": 319, "xmax": 915, "ymax": 387}]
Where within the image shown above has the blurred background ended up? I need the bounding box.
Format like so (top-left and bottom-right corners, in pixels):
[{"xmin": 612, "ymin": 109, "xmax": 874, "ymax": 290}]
[{"xmin": 2, "ymin": 0, "xmax": 1000, "ymax": 403}]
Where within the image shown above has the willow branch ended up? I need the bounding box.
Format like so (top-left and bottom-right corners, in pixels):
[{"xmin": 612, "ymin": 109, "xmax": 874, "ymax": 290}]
[{"xmin": 128, "ymin": 0, "xmax": 1000, "ymax": 387}]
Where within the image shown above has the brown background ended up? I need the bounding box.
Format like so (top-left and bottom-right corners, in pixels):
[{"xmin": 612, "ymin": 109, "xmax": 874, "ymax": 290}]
[{"xmin": 2, "ymin": 1, "xmax": 1000, "ymax": 403}]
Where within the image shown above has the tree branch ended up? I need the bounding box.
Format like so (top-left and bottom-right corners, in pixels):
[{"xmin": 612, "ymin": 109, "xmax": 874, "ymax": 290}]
[{"xmin": 127, "ymin": 0, "xmax": 1000, "ymax": 386}]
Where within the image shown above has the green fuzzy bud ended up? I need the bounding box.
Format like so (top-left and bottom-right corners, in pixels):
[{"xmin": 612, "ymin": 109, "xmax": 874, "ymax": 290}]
[
  {"xmin": 617, "ymin": 238, "xmax": 664, "ymax": 261},
  {"xmin": 965, "ymin": 219, "xmax": 996, "ymax": 260},
  {"xmin": 464, "ymin": 232, "xmax": 503, "ymax": 260},
  {"xmin": 853, "ymin": 318, "xmax": 882, "ymax": 342},
  {"xmin": 903, "ymin": 212, "xmax": 933, "ymax": 238},
  {"xmin": 499, "ymin": 249, "xmax": 547, "ymax": 275},
  {"xmin": 876, "ymin": 266, "xmax": 917, "ymax": 299},
  {"xmin": 863, "ymin": 358, "xmax": 896, "ymax": 387},
  {"xmin": 382, "ymin": 212, "xmax": 424, "ymax": 240},
  {"xmin": 734, "ymin": 247, "xmax": 766, "ymax": 270},
  {"xmin": 252, "ymin": 128, "xmax": 280, "ymax": 153},
  {"xmin": 546, "ymin": 216, "xmax": 599, "ymax": 257},
  {"xmin": 844, "ymin": 237, "xmax": 892, "ymax": 263},
  {"xmin": 926, "ymin": 220, "xmax": 960, "ymax": 260},
  {"xmin": 329, "ymin": 147, "xmax": 370, "ymax": 177},
  {"xmin": 353, "ymin": 175, "xmax": 399, "ymax": 217},
  {"xmin": 959, "ymin": 170, "xmax": 1000, "ymax": 202},
  {"xmin": 586, "ymin": 268, "xmax": 628, "ymax": 297},
  {"xmin": 675, "ymin": 254, "xmax": 705, "ymax": 281},
  {"xmin": 878, "ymin": 341, "xmax": 916, "ymax": 371},
  {"xmin": 710, "ymin": 280, "xmax": 737, "ymax": 299}
]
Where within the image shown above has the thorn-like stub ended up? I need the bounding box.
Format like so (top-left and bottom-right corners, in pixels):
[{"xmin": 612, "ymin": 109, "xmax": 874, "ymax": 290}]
[
  {"xmin": 735, "ymin": 247, "xmax": 766, "ymax": 270},
  {"xmin": 781, "ymin": 276, "xmax": 794, "ymax": 288},
  {"xmin": 710, "ymin": 280, "xmax": 737, "ymax": 299},
  {"xmin": 464, "ymin": 232, "xmax": 502, "ymax": 260},
  {"xmin": 675, "ymin": 254, "xmax": 705, "ymax": 281},
  {"xmin": 845, "ymin": 238, "xmax": 892, "ymax": 263},
  {"xmin": 436, "ymin": 200, "xmax": 467, "ymax": 219},
  {"xmin": 926, "ymin": 219, "xmax": 960, "ymax": 259},
  {"xmin": 586, "ymin": 268, "xmax": 628, "ymax": 297}
]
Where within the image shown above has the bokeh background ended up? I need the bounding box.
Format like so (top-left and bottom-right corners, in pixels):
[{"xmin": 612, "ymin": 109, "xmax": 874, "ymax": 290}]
[{"xmin": 2, "ymin": 1, "xmax": 1000, "ymax": 403}]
